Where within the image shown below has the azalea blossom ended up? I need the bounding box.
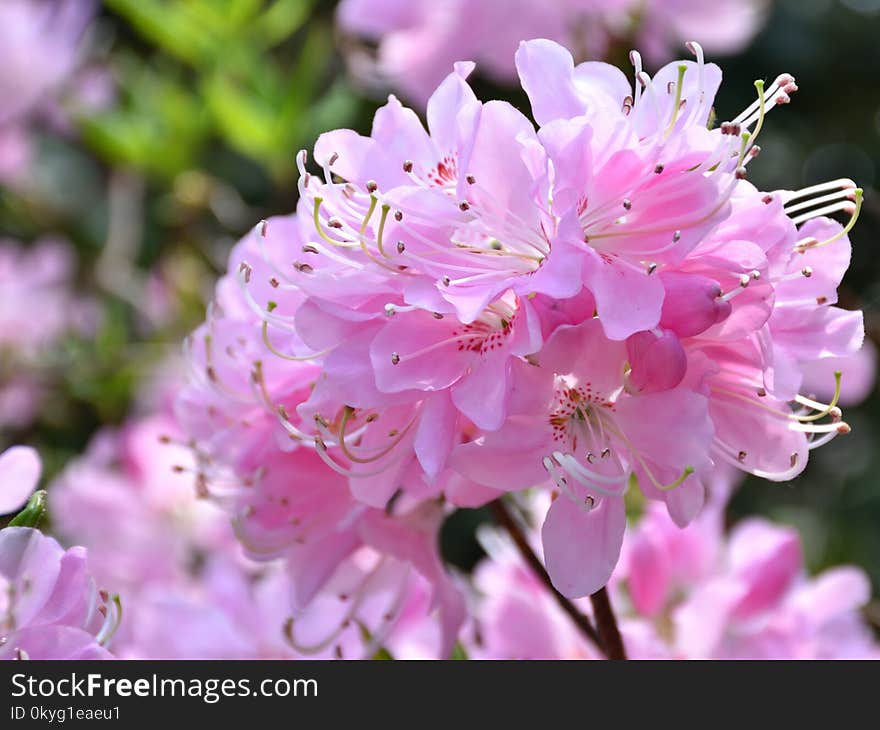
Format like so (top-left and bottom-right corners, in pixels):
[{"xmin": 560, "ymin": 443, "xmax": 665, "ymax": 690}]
[
  {"xmin": 179, "ymin": 38, "xmax": 865, "ymax": 610},
  {"xmin": 0, "ymin": 238, "xmax": 96, "ymax": 430},
  {"xmin": 466, "ymin": 496, "xmax": 879, "ymax": 659},
  {"xmin": 0, "ymin": 446, "xmax": 117, "ymax": 660},
  {"xmin": 0, "ymin": 0, "xmax": 96, "ymax": 183},
  {"xmin": 336, "ymin": 0, "xmax": 768, "ymax": 105}
]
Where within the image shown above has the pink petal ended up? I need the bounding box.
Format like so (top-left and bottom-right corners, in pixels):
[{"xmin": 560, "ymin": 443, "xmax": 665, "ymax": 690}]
[
  {"xmin": 0, "ymin": 445, "xmax": 41, "ymax": 514},
  {"xmin": 541, "ymin": 495, "xmax": 626, "ymax": 598}
]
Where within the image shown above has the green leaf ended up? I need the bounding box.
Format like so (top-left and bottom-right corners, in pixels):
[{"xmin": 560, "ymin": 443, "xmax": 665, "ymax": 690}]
[{"xmin": 9, "ymin": 491, "xmax": 47, "ymax": 529}]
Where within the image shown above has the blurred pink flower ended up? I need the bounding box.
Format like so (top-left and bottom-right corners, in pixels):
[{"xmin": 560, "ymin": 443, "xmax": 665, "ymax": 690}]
[
  {"xmin": 466, "ymin": 500, "xmax": 879, "ymax": 659},
  {"xmin": 0, "ymin": 238, "xmax": 96, "ymax": 430},
  {"xmin": 0, "ymin": 0, "xmax": 96, "ymax": 184},
  {"xmin": 337, "ymin": 0, "xmax": 768, "ymax": 105},
  {"xmin": 49, "ymin": 412, "xmax": 299, "ymax": 659}
]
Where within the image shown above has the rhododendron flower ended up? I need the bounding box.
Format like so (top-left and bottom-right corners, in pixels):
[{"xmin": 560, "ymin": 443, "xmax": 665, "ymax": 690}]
[
  {"xmin": 466, "ymin": 499, "xmax": 879, "ymax": 659},
  {"xmin": 0, "ymin": 528, "xmax": 118, "ymax": 660},
  {"xmin": 0, "ymin": 0, "xmax": 95, "ymax": 183},
  {"xmin": 49, "ymin": 410, "xmax": 299, "ymax": 659},
  {"xmin": 0, "ymin": 446, "xmax": 117, "ymax": 661},
  {"xmin": 337, "ymin": 0, "xmax": 768, "ymax": 106},
  {"xmin": 0, "ymin": 238, "xmax": 96, "ymax": 429},
  {"xmin": 179, "ymin": 37, "xmax": 865, "ymax": 613}
]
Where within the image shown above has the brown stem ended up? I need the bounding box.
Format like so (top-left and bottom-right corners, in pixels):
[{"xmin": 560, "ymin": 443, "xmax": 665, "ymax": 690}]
[
  {"xmin": 489, "ymin": 499, "xmax": 604, "ymax": 653},
  {"xmin": 589, "ymin": 586, "xmax": 627, "ymax": 660}
]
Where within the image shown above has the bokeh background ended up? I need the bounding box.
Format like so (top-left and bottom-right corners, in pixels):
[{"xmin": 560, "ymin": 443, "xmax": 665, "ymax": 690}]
[{"xmin": 1, "ymin": 0, "xmax": 878, "ymax": 624}]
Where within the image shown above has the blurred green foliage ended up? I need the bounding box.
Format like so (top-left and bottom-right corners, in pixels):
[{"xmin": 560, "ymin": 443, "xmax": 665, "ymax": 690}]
[{"xmin": 84, "ymin": 0, "xmax": 359, "ymax": 181}]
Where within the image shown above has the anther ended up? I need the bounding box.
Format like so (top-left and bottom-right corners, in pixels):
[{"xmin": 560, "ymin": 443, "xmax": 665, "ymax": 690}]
[
  {"xmin": 735, "ymin": 166, "xmax": 748, "ymax": 179},
  {"xmin": 293, "ymin": 262, "xmax": 313, "ymax": 273},
  {"xmin": 384, "ymin": 303, "xmax": 396, "ymax": 317},
  {"xmin": 790, "ymin": 453, "xmax": 799, "ymax": 468},
  {"xmin": 750, "ymin": 270, "xmax": 761, "ymax": 280},
  {"xmin": 586, "ymin": 452, "xmax": 596, "ymax": 463},
  {"xmin": 466, "ymin": 174, "xmax": 476, "ymax": 185},
  {"xmin": 601, "ymin": 448, "xmax": 611, "ymax": 458},
  {"xmin": 366, "ymin": 180, "xmax": 378, "ymax": 193},
  {"xmin": 737, "ymin": 451, "xmax": 747, "ymax": 462},
  {"xmin": 391, "ymin": 352, "xmax": 400, "ymax": 365},
  {"xmin": 396, "ymin": 241, "xmax": 406, "ymax": 253},
  {"xmin": 623, "ymin": 198, "xmax": 632, "ymax": 210},
  {"xmin": 672, "ymin": 230, "xmax": 681, "ymax": 243},
  {"xmin": 646, "ymin": 262, "xmax": 658, "ymax": 275},
  {"xmin": 403, "ymin": 160, "xmax": 413, "ymax": 173},
  {"xmin": 328, "ymin": 217, "xmax": 344, "ymax": 229},
  {"xmin": 239, "ymin": 261, "xmax": 252, "ymax": 283},
  {"xmin": 801, "ymin": 266, "xmax": 813, "ymax": 278},
  {"xmin": 302, "ymin": 244, "xmax": 319, "ymax": 254},
  {"xmin": 328, "ymin": 152, "xmax": 339, "ymax": 166},
  {"xmin": 441, "ymin": 276, "xmax": 451, "ymax": 287},
  {"xmin": 260, "ymin": 220, "xmax": 268, "ymax": 237},
  {"xmin": 816, "ymin": 296, "xmax": 828, "ymax": 305},
  {"xmin": 394, "ymin": 210, "xmax": 403, "ymax": 221},
  {"xmin": 654, "ymin": 164, "xmax": 664, "ymax": 174},
  {"xmin": 459, "ymin": 200, "xmax": 470, "ymax": 211},
  {"xmin": 432, "ymin": 312, "xmax": 444, "ymax": 319}
]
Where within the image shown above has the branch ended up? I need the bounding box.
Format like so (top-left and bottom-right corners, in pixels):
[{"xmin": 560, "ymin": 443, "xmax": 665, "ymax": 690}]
[{"xmin": 589, "ymin": 587, "xmax": 627, "ymax": 660}]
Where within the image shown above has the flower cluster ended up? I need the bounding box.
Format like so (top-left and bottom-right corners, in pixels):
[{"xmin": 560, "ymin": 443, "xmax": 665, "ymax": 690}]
[
  {"xmin": 177, "ymin": 38, "xmax": 864, "ymax": 659},
  {"xmin": 337, "ymin": 0, "xmax": 768, "ymax": 105},
  {"xmin": 48, "ymin": 411, "xmax": 300, "ymax": 659},
  {"xmin": 467, "ymin": 492, "xmax": 879, "ymax": 659},
  {"xmin": 0, "ymin": 446, "xmax": 118, "ymax": 660}
]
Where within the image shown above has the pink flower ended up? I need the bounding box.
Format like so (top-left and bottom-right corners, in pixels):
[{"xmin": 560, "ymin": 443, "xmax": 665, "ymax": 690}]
[
  {"xmin": 336, "ymin": 0, "xmax": 767, "ymax": 106},
  {"xmin": 49, "ymin": 411, "xmax": 301, "ymax": 659},
  {"xmin": 670, "ymin": 519, "xmax": 877, "ymax": 659},
  {"xmin": 0, "ymin": 527, "xmax": 116, "ymax": 660},
  {"xmin": 0, "ymin": 445, "xmax": 116, "ymax": 660},
  {"xmin": 0, "ymin": 238, "xmax": 96, "ymax": 430},
  {"xmin": 0, "ymin": 0, "xmax": 95, "ymax": 184},
  {"xmin": 180, "ymin": 39, "xmax": 865, "ymax": 611},
  {"xmin": 466, "ymin": 500, "xmax": 879, "ymax": 659}
]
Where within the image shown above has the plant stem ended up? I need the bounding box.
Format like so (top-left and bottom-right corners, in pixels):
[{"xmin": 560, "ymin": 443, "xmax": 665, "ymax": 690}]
[
  {"xmin": 489, "ymin": 499, "xmax": 604, "ymax": 654},
  {"xmin": 589, "ymin": 586, "xmax": 627, "ymax": 660}
]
